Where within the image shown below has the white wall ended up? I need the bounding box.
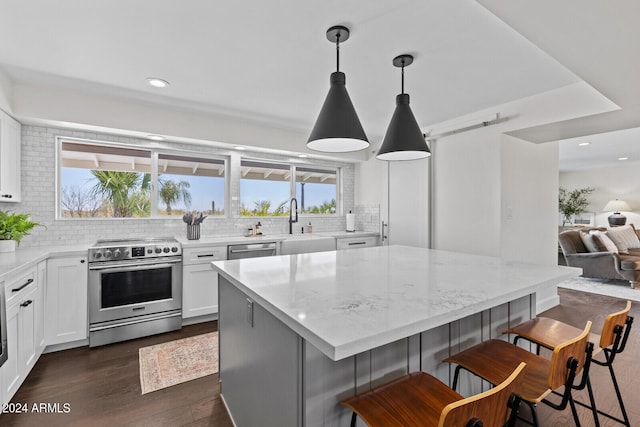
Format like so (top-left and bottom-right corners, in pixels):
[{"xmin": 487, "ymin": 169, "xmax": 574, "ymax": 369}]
[
  {"xmin": 12, "ymin": 81, "xmax": 368, "ymax": 162},
  {"xmin": 501, "ymin": 135, "xmax": 559, "ymax": 264},
  {"xmin": 432, "ymin": 82, "xmax": 608, "ymax": 263},
  {"xmin": 560, "ymin": 163, "xmax": 640, "ymax": 228},
  {"xmin": 0, "ymin": 69, "xmax": 13, "ymax": 114}
]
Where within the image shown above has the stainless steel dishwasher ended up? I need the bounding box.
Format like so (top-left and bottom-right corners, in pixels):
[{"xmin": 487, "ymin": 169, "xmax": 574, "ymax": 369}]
[{"xmin": 227, "ymin": 242, "xmax": 277, "ymax": 260}]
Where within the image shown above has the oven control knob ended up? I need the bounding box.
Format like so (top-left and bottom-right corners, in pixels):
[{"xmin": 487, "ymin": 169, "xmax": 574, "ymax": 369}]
[
  {"xmin": 104, "ymin": 250, "xmax": 112, "ymax": 258},
  {"xmin": 124, "ymin": 250, "xmax": 130, "ymax": 257},
  {"xmin": 171, "ymin": 246, "xmax": 178, "ymax": 253},
  {"xmin": 147, "ymin": 248, "xmax": 153, "ymax": 254},
  {"xmin": 94, "ymin": 252, "xmax": 102, "ymax": 259},
  {"xmin": 163, "ymin": 247, "xmax": 170, "ymax": 253},
  {"xmin": 155, "ymin": 247, "xmax": 162, "ymax": 254},
  {"xmin": 113, "ymin": 249, "xmax": 121, "ymax": 258}
]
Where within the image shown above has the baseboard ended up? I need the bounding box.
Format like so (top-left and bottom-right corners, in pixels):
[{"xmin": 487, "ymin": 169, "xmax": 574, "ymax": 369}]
[
  {"xmin": 536, "ymin": 293, "xmax": 560, "ymax": 314},
  {"xmin": 181, "ymin": 313, "xmax": 218, "ymax": 326},
  {"xmin": 43, "ymin": 338, "xmax": 89, "ymax": 354}
]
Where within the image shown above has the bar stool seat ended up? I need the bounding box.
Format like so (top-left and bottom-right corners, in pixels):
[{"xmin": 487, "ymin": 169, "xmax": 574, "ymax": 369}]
[
  {"xmin": 445, "ymin": 321, "xmax": 594, "ymax": 427},
  {"xmin": 504, "ymin": 301, "xmax": 633, "ymax": 426},
  {"xmin": 341, "ymin": 363, "xmax": 525, "ymax": 427}
]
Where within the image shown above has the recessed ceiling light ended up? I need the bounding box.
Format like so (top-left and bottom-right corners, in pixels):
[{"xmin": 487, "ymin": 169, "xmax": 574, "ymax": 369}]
[
  {"xmin": 578, "ymin": 142, "xmax": 591, "ymax": 146},
  {"xmin": 146, "ymin": 78, "xmax": 170, "ymax": 88},
  {"xmin": 235, "ymin": 146, "xmax": 246, "ymax": 150},
  {"xmin": 618, "ymin": 157, "xmax": 629, "ymax": 161},
  {"xmin": 147, "ymin": 135, "xmax": 164, "ymax": 141},
  {"xmin": 297, "ymin": 154, "xmax": 308, "ymax": 158}
]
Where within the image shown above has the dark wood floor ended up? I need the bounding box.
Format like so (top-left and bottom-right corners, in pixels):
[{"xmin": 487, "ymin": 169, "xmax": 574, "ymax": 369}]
[
  {"xmin": 2, "ymin": 289, "xmax": 639, "ymax": 426},
  {"xmin": 2, "ymin": 321, "xmax": 234, "ymax": 427}
]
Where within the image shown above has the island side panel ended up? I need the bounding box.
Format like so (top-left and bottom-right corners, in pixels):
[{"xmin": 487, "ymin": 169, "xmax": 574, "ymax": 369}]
[{"xmin": 219, "ymin": 277, "xmax": 302, "ymax": 427}]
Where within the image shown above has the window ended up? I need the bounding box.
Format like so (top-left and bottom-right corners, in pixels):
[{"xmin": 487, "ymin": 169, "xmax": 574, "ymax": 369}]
[
  {"xmin": 295, "ymin": 167, "xmax": 337, "ymax": 214},
  {"xmin": 59, "ymin": 139, "xmax": 226, "ymax": 219},
  {"xmin": 240, "ymin": 160, "xmax": 339, "ymax": 217},
  {"xmin": 240, "ymin": 160, "xmax": 291, "ymax": 216},
  {"xmin": 157, "ymin": 154, "xmax": 225, "ymax": 216}
]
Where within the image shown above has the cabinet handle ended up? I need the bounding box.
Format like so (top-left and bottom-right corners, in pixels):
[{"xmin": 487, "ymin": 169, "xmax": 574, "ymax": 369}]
[
  {"xmin": 81, "ymin": 259, "xmax": 86, "ymax": 263},
  {"xmin": 197, "ymin": 254, "xmax": 215, "ymax": 258},
  {"xmin": 20, "ymin": 300, "xmax": 33, "ymax": 307},
  {"xmin": 348, "ymin": 242, "xmax": 367, "ymax": 246},
  {"xmin": 12, "ymin": 278, "xmax": 34, "ymax": 292},
  {"xmin": 1, "ymin": 194, "xmax": 12, "ymax": 198}
]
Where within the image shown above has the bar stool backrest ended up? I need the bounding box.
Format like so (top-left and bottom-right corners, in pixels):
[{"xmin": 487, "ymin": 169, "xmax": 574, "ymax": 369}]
[
  {"xmin": 599, "ymin": 301, "xmax": 632, "ymax": 349},
  {"xmin": 548, "ymin": 321, "xmax": 591, "ymax": 390},
  {"xmin": 439, "ymin": 362, "xmax": 526, "ymax": 427}
]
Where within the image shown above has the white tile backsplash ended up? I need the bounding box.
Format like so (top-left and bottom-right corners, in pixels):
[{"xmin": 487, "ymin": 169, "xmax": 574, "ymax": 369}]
[{"xmin": 0, "ymin": 125, "xmax": 380, "ymax": 248}]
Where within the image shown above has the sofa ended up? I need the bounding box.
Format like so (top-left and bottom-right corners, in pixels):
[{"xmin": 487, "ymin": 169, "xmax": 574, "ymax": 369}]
[{"xmin": 558, "ymin": 226, "xmax": 640, "ymax": 288}]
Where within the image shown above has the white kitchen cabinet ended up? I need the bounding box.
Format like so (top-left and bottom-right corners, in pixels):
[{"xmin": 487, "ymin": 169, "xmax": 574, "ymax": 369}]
[
  {"xmin": 36, "ymin": 261, "xmax": 47, "ymax": 356},
  {"xmin": 45, "ymin": 256, "xmax": 88, "ymax": 346},
  {"xmin": 1, "ymin": 266, "xmax": 39, "ymax": 405},
  {"xmin": 182, "ymin": 246, "xmax": 226, "ymax": 320},
  {"xmin": 0, "ymin": 109, "xmax": 21, "ymax": 202},
  {"xmin": 336, "ymin": 235, "xmax": 379, "ymax": 250}
]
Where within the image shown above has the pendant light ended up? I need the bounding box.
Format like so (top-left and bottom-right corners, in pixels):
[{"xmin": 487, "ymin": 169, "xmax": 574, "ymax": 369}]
[
  {"xmin": 376, "ymin": 54, "xmax": 431, "ymax": 161},
  {"xmin": 307, "ymin": 25, "xmax": 369, "ymax": 153}
]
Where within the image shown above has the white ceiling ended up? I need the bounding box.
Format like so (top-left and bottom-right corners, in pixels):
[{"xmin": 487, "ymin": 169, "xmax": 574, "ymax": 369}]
[{"xmin": 0, "ymin": 0, "xmax": 636, "ymax": 167}]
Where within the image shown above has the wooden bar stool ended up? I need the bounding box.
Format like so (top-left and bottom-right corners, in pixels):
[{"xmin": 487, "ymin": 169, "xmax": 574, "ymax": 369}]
[
  {"xmin": 445, "ymin": 321, "xmax": 594, "ymax": 427},
  {"xmin": 504, "ymin": 301, "xmax": 633, "ymax": 426},
  {"xmin": 340, "ymin": 362, "xmax": 526, "ymax": 427}
]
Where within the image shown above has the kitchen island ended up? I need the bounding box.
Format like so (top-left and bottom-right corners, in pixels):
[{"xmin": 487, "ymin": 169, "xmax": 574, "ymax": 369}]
[{"xmin": 212, "ymin": 245, "xmax": 579, "ymax": 427}]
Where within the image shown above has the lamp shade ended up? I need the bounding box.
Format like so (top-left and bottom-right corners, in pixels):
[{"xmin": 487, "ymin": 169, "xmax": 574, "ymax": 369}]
[
  {"xmin": 307, "ymin": 72, "xmax": 369, "ymax": 152},
  {"xmin": 603, "ymin": 199, "xmax": 631, "ymax": 213},
  {"xmin": 376, "ymin": 94, "xmax": 431, "ymax": 161}
]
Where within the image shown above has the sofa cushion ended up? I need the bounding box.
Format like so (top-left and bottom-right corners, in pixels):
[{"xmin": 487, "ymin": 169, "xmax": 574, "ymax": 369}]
[
  {"xmin": 605, "ymin": 225, "xmax": 640, "ymax": 253},
  {"xmin": 590, "ymin": 231, "xmax": 619, "ymax": 253},
  {"xmin": 579, "ymin": 231, "xmax": 607, "ymax": 252}
]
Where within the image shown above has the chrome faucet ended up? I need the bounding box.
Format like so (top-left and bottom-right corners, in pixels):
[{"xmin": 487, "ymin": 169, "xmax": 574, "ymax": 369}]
[{"xmin": 289, "ymin": 197, "xmax": 298, "ymax": 234}]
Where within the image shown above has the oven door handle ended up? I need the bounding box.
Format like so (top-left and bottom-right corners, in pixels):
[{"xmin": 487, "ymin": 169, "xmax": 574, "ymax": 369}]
[{"xmin": 88, "ymin": 258, "xmax": 181, "ymax": 271}]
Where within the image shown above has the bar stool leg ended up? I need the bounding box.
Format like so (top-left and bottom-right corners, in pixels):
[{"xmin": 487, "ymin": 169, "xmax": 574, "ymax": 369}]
[{"xmin": 350, "ymin": 411, "xmax": 357, "ymax": 427}]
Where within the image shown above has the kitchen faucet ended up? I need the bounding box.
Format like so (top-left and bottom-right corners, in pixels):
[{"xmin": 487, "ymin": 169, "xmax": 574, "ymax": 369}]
[{"xmin": 289, "ymin": 197, "xmax": 298, "ymax": 234}]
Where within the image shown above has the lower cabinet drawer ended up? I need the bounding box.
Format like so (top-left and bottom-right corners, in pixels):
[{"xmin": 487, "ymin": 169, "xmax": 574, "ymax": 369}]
[{"xmin": 336, "ymin": 236, "xmax": 379, "ymax": 250}]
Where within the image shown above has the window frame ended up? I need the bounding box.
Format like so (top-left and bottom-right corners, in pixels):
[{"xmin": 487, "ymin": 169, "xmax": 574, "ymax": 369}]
[{"xmin": 55, "ymin": 136, "xmax": 229, "ymax": 220}]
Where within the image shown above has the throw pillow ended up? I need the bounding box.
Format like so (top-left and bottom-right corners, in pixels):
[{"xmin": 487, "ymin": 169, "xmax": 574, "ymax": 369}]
[
  {"xmin": 590, "ymin": 230, "xmax": 619, "ymax": 253},
  {"xmin": 579, "ymin": 231, "xmax": 606, "ymax": 252},
  {"xmin": 605, "ymin": 225, "xmax": 640, "ymax": 253}
]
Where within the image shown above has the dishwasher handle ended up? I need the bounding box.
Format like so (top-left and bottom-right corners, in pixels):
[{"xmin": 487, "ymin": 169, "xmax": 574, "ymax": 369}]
[{"xmin": 229, "ymin": 247, "xmax": 275, "ymax": 254}]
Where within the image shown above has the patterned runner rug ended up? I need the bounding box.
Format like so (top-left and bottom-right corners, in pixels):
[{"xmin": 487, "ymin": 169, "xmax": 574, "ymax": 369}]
[
  {"xmin": 557, "ymin": 277, "xmax": 640, "ymax": 302},
  {"xmin": 139, "ymin": 331, "xmax": 218, "ymax": 394}
]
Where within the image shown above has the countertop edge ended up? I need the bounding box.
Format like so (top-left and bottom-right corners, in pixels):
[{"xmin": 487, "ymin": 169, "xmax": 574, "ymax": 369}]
[{"xmin": 212, "ymin": 254, "xmax": 581, "ymax": 362}]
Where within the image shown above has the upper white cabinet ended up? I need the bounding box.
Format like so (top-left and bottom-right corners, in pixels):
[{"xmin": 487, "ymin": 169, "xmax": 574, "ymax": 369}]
[
  {"xmin": 0, "ymin": 109, "xmax": 21, "ymax": 202},
  {"xmin": 182, "ymin": 246, "xmax": 226, "ymax": 320},
  {"xmin": 45, "ymin": 256, "xmax": 88, "ymax": 346}
]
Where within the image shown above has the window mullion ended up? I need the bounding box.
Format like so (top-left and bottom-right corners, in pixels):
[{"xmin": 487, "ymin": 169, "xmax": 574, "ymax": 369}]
[{"xmin": 151, "ymin": 151, "xmax": 159, "ymax": 217}]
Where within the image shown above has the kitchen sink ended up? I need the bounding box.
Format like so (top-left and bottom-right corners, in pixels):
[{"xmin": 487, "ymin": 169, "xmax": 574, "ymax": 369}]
[{"xmin": 280, "ymin": 236, "xmax": 336, "ymax": 255}]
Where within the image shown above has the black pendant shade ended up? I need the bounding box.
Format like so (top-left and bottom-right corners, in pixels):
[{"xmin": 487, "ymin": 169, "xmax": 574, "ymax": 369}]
[
  {"xmin": 307, "ymin": 26, "xmax": 369, "ymax": 153},
  {"xmin": 376, "ymin": 55, "xmax": 431, "ymax": 161}
]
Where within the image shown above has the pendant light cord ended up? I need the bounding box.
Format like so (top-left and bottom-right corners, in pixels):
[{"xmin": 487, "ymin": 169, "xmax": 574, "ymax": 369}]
[
  {"xmin": 335, "ymin": 32, "xmax": 341, "ymax": 72},
  {"xmin": 401, "ymin": 59, "xmax": 405, "ymax": 94}
]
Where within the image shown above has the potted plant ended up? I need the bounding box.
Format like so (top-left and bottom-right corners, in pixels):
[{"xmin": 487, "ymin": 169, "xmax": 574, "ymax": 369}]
[
  {"xmin": 0, "ymin": 210, "xmax": 42, "ymax": 252},
  {"xmin": 559, "ymin": 187, "xmax": 594, "ymax": 226}
]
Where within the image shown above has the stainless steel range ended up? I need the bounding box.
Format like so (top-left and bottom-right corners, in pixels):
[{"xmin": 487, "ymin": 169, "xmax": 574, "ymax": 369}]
[{"xmin": 88, "ymin": 237, "xmax": 182, "ymax": 347}]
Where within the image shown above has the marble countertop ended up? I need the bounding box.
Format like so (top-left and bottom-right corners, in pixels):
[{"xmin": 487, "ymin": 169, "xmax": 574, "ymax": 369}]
[
  {"xmin": 0, "ymin": 244, "xmax": 89, "ymax": 279},
  {"xmin": 0, "ymin": 231, "xmax": 379, "ymax": 279},
  {"xmin": 212, "ymin": 245, "xmax": 580, "ymax": 361}
]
